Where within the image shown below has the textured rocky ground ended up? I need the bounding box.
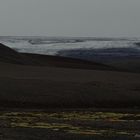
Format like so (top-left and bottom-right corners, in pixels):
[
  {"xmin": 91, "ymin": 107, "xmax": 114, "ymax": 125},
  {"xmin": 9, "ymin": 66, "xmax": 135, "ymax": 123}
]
[{"xmin": 0, "ymin": 110, "xmax": 140, "ymax": 140}]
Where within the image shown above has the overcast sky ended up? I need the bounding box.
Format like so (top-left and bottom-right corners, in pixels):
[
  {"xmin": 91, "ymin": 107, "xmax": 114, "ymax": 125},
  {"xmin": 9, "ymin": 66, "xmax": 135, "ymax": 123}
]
[{"xmin": 0, "ymin": 0, "xmax": 140, "ymax": 37}]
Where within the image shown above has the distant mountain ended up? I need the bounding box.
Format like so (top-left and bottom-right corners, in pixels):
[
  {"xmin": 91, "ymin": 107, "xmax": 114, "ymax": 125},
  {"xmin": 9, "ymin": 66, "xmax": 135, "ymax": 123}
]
[
  {"xmin": 0, "ymin": 43, "xmax": 34, "ymax": 65},
  {"xmin": 0, "ymin": 43, "xmax": 114, "ymax": 71}
]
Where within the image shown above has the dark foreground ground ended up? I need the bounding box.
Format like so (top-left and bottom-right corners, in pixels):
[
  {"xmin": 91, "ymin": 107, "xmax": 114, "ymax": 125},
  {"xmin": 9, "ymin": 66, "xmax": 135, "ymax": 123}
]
[
  {"xmin": 0, "ymin": 43, "xmax": 140, "ymax": 139},
  {"xmin": 1, "ymin": 128, "xmax": 138, "ymax": 140},
  {"xmin": 0, "ymin": 109, "xmax": 140, "ymax": 140}
]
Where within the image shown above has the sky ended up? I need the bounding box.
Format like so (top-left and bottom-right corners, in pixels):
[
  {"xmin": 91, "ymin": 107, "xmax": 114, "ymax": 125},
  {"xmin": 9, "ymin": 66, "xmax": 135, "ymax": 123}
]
[{"xmin": 0, "ymin": 0, "xmax": 140, "ymax": 37}]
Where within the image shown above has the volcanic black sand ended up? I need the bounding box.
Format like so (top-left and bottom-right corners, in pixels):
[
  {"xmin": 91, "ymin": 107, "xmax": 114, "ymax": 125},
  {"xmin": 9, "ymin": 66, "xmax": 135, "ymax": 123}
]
[{"xmin": 0, "ymin": 43, "xmax": 140, "ymax": 139}]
